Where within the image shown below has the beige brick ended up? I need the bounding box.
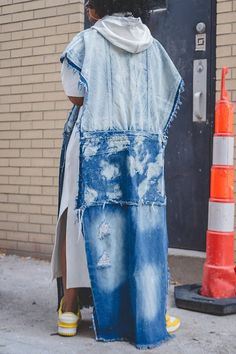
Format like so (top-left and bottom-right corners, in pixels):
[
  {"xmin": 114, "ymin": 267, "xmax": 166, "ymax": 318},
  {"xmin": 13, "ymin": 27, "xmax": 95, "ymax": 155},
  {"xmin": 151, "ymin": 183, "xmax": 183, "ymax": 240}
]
[
  {"xmin": 11, "ymin": 47, "xmax": 32, "ymax": 58},
  {"xmin": 0, "ymin": 76, "xmax": 21, "ymax": 86},
  {"xmin": 30, "ymin": 195, "xmax": 53, "ymax": 205},
  {"xmin": 20, "ymin": 167, "xmax": 42, "ymax": 176},
  {"xmin": 22, "ymin": 56, "xmax": 44, "ymax": 66},
  {"xmin": 0, "ymin": 213, "xmax": 7, "ymax": 221},
  {"xmin": 23, "ymin": 0, "xmax": 45, "ymax": 11},
  {"xmin": 45, "ymin": 0, "xmax": 70, "ymax": 7},
  {"xmin": 21, "ymin": 111, "xmax": 43, "ymax": 121},
  {"xmin": 0, "ymin": 58, "xmax": 21, "ymax": 68},
  {"xmin": 30, "ymin": 214, "xmax": 52, "ymax": 224},
  {"xmin": 8, "ymin": 194, "xmax": 30, "ymax": 204},
  {"xmin": 21, "ymin": 93, "xmax": 44, "ymax": 103},
  {"xmin": 7, "ymin": 231, "xmax": 29, "ymax": 242},
  {"xmin": 32, "ymin": 82, "xmax": 55, "ymax": 93},
  {"xmin": 19, "ymin": 185, "xmax": 42, "ymax": 195},
  {"xmin": 217, "ymin": 1, "xmax": 233, "ymax": 12},
  {"xmin": 45, "ymin": 34, "xmax": 68, "ymax": 45},
  {"xmin": 42, "ymin": 167, "xmax": 58, "ymax": 177},
  {"xmin": 33, "ymin": 64, "xmax": 56, "ymax": 74},
  {"xmin": 43, "ymin": 129, "xmax": 61, "ymax": 139},
  {"xmin": 11, "ymin": 84, "xmax": 33, "ymax": 94},
  {"xmin": 69, "ymin": 13, "xmax": 84, "ymax": 24},
  {"xmin": 41, "ymin": 224, "xmax": 55, "ymax": 234},
  {"xmin": 1, "ymin": 22, "xmax": 22, "ymax": 33},
  {"xmin": 33, "ymin": 45, "xmax": 56, "ymax": 56},
  {"xmin": 1, "ymin": 40, "xmax": 22, "ymax": 51},
  {"xmin": 20, "ymin": 130, "xmax": 42, "ymax": 139},
  {"xmin": 0, "ymin": 185, "xmax": 18, "ymax": 193},
  {"xmin": 23, "ymin": 18, "xmax": 45, "ymax": 30},
  {"xmin": 32, "ymin": 102, "xmax": 55, "ymax": 111},
  {"xmin": 10, "ymin": 140, "xmax": 31, "ymax": 148},
  {"xmin": 33, "ymin": 26, "xmax": 56, "ymax": 38},
  {"xmin": 1, "ymin": 95, "xmax": 21, "ymax": 105},
  {"xmin": 18, "ymin": 222, "xmax": 40, "ymax": 233},
  {"xmin": 22, "ymin": 74, "xmax": 44, "ymax": 84},
  {"xmin": 22, "ymin": 37, "xmax": 44, "ymax": 48},
  {"xmin": 19, "ymin": 204, "xmax": 41, "ymax": 214},
  {"xmin": 32, "ymin": 120, "xmax": 54, "ymax": 130},
  {"xmin": 0, "ymin": 167, "xmax": 19, "ymax": 176},
  {"xmin": 12, "ymin": 29, "xmax": 33, "ymax": 41},
  {"xmin": 217, "ymin": 12, "xmax": 236, "ymax": 24},
  {"xmin": 10, "ymin": 103, "xmax": 32, "ymax": 113},
  {"xmin": 31, "ymin": 139, "xmax": 54, "ymax": 148},
  {"xmin": 41, "ymin": 205, "xmax": 57, "ymax": 216},
  {"xmin": 2, "ymin": 3, "xmax": 23, "ymax": 14},
  {"xmin": 28, "ymin": 233, "xmax": 52, "ymax": 244},
  {"xmin": 57, "ymin": 3, "xmax": 81, "ymax": 15},
  {"xmin": 0, "ymin": 32, "xmax": 11, "ymax": 43},
  {"xmin": 43, "ymin": 149, "xmax": 60, "ymax": 158},
  {"xmin": 42, "ymin": 186, "xmax": 58, "ymax": 196},
  {"xmin": 12, "ymin": 11, "xmax": 34, "ymax": 22},
  {"xmin": 31, "ymin": 158, "xmax": 53, "ymax": 167},
  {"xmin": 0, "ymin": 141, "xmax": 10, "ymax": 148},
  {"xmin": 9, "ymin": 176, "xmax": 31, "ymax": 185},
  {"xmin": 0, "ymin": 221, "xmax": 17, "ymax": 231},
  {"xmin": 34, "ymin": 7, "xmax": 57, "ymax": 19},
  {"xmin": 8, "ymin": 213, "xmax": 29, "ymax": 223},
  {"xmin": 0, "ymin": 149, "xmax": 19, "ymax": 158},
  {"xmin": 0, "ymin": 159, "xmax": 9, "ymax": 167},
  {"xmin": 10, "ymin": 158, "xmax": 31, "ymax": 167},
  {"xmin": 0, "ymin": 203, "xmax": 18, "ymax": 213},
  {"xmin": 46, "ymin": 15, "xmax": 69, "ymax": 28},
  {"xmin": 30, "ymin": 176, "xmax": 53, "ymax": 186},
  {"xmin": 0, "ymin": 239, "xmax": 17, "ymax": 250}
]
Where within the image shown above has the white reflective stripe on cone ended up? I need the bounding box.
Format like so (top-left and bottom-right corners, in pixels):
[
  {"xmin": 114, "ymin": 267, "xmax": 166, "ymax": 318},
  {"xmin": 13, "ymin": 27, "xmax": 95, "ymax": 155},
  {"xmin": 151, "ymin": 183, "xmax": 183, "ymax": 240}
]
[
  {"xmin": 208, "ymin": 201, "xmax": 235, "ymax": 232},
  {"xmin": 212, "ymin": 136, "xmax": 234, "ymax": 166}
]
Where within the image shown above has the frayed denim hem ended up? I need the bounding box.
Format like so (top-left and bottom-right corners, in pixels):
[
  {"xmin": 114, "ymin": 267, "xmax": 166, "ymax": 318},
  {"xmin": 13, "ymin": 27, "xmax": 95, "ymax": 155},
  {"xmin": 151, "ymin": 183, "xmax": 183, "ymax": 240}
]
[{"xmin": 93, "ymin": 333, "xmax": 174, "ymax": 350}]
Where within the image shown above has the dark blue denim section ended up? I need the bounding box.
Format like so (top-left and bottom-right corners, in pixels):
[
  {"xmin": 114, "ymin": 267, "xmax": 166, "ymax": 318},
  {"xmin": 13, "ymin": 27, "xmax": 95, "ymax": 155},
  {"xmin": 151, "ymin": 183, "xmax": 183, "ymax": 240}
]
[
  {"xmin": 57, "ymin": 105, "xmax": 79, "ymax": 216},
  {"xmin": 82, "ymin": 203, "xmax": 171, "ymax": 348},
  {"xmin": 77, "ymin": 131, "xmax": 166, "ymax": 209}
]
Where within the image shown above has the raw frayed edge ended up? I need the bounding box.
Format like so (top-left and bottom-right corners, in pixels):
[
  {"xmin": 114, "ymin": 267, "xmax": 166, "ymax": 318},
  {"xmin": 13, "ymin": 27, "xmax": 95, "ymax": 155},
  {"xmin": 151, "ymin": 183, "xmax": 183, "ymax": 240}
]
[
  {"xmin": 162, "ymin": 79, "xmax": 185, "ymax": 148},
  {"xmin": 74, "ymin": 207, "xmax": 85, "ymax": 241},
  {"xmin": 94, "ymin": 332, "xmax": 174, "ymax": 350},
  {"xmin": 62, "ymin": 53, "xmax": 88, "ymax": 93},
  {"xmin": 135, "ymin": 333, "xmax": 174, "ymax": 350}
]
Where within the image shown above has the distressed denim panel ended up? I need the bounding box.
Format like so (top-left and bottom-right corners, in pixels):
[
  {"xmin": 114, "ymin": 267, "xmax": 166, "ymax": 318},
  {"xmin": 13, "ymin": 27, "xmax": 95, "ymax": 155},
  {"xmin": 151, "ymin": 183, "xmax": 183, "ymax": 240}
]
[
  {"xmin": 82, "ymin": 204, "xmax": 171, "ymax": 347},
  {"xmin": 76, "ymin": 131, "xmax": 166, "ymax": 209}
]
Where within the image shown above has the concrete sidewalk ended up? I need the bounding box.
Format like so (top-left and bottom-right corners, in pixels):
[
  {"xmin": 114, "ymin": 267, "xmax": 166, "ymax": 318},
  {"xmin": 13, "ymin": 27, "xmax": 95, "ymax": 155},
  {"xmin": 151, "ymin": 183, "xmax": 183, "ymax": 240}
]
[{"xmin": 0, "ymin": 254, "xmax": 235, "ymax": 354}]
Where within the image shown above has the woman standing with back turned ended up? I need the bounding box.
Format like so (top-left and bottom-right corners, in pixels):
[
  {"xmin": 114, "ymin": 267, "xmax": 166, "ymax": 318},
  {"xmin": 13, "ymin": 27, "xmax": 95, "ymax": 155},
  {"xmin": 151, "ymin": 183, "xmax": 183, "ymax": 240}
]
[{"xmin": 51, "ymin": 0, "xmax": 184, "ymax": 349}]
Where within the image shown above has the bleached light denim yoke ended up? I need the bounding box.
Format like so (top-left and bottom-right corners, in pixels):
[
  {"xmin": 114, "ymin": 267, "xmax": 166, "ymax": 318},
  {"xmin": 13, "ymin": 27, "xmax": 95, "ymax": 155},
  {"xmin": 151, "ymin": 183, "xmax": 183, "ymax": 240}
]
[{"xmin": 60, "ymin": 27, "xmax": 184, "ymax": 349}]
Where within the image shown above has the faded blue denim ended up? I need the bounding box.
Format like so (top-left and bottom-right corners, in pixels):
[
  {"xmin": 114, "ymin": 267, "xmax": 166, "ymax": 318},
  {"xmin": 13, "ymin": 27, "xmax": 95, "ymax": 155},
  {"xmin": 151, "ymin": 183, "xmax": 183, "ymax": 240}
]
[{"xmin": 59, "ymin": 25, "xmax": 184, "ymax": 349}]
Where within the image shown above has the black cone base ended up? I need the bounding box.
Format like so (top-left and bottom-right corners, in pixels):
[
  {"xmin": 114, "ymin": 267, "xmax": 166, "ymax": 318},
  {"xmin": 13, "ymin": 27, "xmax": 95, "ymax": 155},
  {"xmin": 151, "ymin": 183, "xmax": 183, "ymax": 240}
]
[{"xmin": 174, "ymin": 284, "xmax": 236, "ymax": 316}]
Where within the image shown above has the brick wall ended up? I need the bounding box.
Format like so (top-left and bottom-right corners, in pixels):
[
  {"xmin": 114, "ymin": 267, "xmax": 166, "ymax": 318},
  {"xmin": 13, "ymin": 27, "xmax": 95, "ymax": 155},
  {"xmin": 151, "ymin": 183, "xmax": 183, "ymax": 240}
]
[
  {"xmin": 0, "ymin": 0, "xmax": 84, "ymax": 258},
  {"xmin": 216, "ymin": 0, "xmax": 236, "ymax": 255}
]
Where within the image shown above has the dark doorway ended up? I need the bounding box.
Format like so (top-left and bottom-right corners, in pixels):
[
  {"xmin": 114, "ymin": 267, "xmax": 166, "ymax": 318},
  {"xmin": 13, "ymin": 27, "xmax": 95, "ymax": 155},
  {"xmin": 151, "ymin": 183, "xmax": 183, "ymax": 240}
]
[{"xmin": 149, "ymin": 0, "xmax": 216, "ymax": 251}]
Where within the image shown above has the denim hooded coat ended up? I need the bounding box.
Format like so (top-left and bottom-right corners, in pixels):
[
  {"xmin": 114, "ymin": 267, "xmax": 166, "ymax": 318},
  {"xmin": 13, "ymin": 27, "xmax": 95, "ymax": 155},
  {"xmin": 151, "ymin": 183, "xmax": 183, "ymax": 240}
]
[{"xmin": 54, "ymin": 15, "xmax": 184, "ymax": 349}]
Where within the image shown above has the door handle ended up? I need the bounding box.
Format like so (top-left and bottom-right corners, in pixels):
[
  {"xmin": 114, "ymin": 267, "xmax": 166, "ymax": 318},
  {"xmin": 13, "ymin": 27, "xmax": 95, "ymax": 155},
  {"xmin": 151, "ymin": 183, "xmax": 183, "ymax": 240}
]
[
  {"xmin": 193, "ymin": 59, "xmax": 207, "ymax": 122},
  {"xmin": 194, "ymin": 91, "xmax": 203, "ymax": 120}
]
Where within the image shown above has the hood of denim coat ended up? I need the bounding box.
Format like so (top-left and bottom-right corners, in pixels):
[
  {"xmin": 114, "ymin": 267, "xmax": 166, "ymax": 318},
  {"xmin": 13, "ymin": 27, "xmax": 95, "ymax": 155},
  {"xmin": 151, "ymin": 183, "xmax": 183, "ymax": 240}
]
[{"xmin": 93, "ymin": 14, "xmax": 153, "ymax": 53}]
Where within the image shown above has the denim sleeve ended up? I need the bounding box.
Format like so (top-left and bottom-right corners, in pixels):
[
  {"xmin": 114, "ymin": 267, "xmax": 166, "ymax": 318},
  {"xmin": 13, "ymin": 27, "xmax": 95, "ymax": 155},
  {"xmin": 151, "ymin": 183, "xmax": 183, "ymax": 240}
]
[{"xmin": 61, "ymin": 58, "xmax": 85, "ymax": 98}]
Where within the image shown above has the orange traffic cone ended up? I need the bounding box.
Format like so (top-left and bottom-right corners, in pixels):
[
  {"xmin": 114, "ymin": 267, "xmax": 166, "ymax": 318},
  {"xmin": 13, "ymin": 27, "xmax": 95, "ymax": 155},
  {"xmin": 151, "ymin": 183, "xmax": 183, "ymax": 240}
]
[
  {"xmin": 200, "ymin": 67, "xmax": 236, "ymax": 298},
  {"xmin": 174, "ymin": 67, "xmax": 236, "ymax": 315}
]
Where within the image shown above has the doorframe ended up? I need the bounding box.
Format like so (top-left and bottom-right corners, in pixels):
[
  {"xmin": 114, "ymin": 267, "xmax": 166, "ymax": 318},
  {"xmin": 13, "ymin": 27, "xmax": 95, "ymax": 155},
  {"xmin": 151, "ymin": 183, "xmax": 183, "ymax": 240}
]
[{"xmin": 208, "ymin": 0, "xmax": 217, "ymax": 175}]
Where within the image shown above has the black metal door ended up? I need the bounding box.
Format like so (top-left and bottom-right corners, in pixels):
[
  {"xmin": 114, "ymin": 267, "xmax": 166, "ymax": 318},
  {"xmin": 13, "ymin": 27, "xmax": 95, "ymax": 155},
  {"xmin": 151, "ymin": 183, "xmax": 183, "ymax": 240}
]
[{"xmin": 149, "ymin": 0, "xmax": 216, "ymax": 250}]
